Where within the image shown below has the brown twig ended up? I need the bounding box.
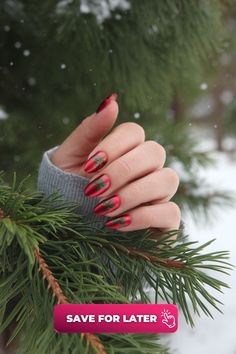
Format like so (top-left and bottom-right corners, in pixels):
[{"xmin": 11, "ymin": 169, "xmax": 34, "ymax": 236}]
[
  {"xmin": 83, "ymin": 333, "xmax": 107, "ymax": 354},
  {"xmin": 127, "ymin": 247, "xmax": 186, "ymax": 269},
  {"xmin": 34, "ymin": 249, "xmax": 68, "ymax": 304},
  {"xmin": 0, "ymin": 208, "xmax": 5, "ymax": 220},
  {"xmin": 34, "ymin": 249, "xmax": 107, "ymax": 354}
]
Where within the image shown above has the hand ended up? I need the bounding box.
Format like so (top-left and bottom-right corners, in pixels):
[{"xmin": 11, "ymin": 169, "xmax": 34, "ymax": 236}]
[
  {"xmin": 162, "ymin": 312, "xmax": 176, "ymax": 328},
  {"xmin": 51, "ymin": 94, "xmax": 180, "ymax": 231}
]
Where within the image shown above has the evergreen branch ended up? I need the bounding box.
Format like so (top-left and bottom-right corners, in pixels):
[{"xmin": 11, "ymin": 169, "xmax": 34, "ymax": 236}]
[
  {"xmin": 175, "ymin": 177, "xmax": 235, "ymax": 222},
  {"xmin": 34, "ymin": 249, "xmax": 107, "ymax": 354},
  {"xmin": 34, "ymin": 249, "xmax": 68, "ymax": 304},
  {"xmin": 126, "ymin": 247, "xmax": 186, "ymax": 269},
  {"xmin": 83, "ymin": 334, "xmax": 107, "ymax": 354},
  {"xmin": 0, "ymin": 176, "xmax": 233, "ymax": 353}
]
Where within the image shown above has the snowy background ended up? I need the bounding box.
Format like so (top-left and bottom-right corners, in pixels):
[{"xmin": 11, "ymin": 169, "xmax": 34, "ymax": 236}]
[{"xmin": 161, "ymin": 133, "xmax": 236, "ymax": 354}]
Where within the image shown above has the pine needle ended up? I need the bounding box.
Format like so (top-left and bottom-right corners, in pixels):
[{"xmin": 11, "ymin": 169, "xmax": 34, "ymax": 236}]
[{"xmin": 34, "ymin": 249, "xmax": 107, "ymax": 354}]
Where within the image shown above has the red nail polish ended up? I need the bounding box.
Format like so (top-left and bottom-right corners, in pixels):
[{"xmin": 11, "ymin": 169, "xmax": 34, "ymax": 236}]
[
  {"xmin": 84, "ymin": 174, "xmax": 111, "ymax": 197},
  {"xmin": 105, "ymin": 215, "xmax": 131, "ymax": 229},
  {"xmin": 84, "ymin": 151, "xmax": 108, "ymax": 174},
  {"xmin": 94, "ymin": 195, "xmax": 121, "ymax": 215},
  {"xmin": 96, "ymin": 93, "xmax": 118, "ymax": 113}
]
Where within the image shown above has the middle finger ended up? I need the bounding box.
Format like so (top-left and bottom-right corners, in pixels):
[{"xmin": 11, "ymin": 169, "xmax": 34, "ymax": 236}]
[{"xmin": 84, "ymin": 140, "xmax": 166, "ymax": 198}]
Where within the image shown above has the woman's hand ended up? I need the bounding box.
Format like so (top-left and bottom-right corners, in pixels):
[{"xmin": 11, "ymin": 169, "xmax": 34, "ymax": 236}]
[{"xmin": 51, "ymin": 94, "xmax": 180, "ymax": 231}]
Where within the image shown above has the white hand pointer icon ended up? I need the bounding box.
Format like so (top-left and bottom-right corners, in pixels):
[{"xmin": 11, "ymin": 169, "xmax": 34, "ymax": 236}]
[{"xmin": 162, "ymin": 312, "xmax": 176, "ymax": 328}]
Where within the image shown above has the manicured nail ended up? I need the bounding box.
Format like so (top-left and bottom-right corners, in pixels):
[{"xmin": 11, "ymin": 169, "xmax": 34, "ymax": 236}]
[
  {"xmin": 105, "ymin": 215, "xmax": 131, "ymax": 229},
  {"xmin": 84, "ymin": 151, "xmax": 108, "ymax": 173},
  {"xmin": 94, "ymin": 195, "xmax": 121, "ymax": 215},
  {"xmin": 96, "ymin": 93, "xmax": 118, "ymax": 113},
  {"xmin": 84, "ymin": 174, "xmax": 111, "ymax": 197}
]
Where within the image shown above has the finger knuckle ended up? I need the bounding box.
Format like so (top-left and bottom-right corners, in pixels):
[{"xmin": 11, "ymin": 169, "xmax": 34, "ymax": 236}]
[
  {"xmin": 119, "ymin": 122, "xmax": 145, "ymax": 141},
  {"xmin": 80, "ymin": 118, "xmax": 89, "ymax": 133},
  {"xmin": 131, "ymin": 182, "xmax": 142, "ymax": 196},
  {"xmin": 80, "ymin": 119, "xmax": 98, "ymax": 144},
  {"xmin": 142, "ymin": 208, "xmax": 154, "ymax": 228},
  {"xmin": 163, "ymin": 168, "xmax": 180, "ymax": 189},
  {"xmin": 145, "ymin": 140, "xmax": 166, "ymax": 164},
  {"xmin": 108, "ymin": 134, "xmax": 124, "ymax": 151},
  {"xmin": 168, "ymin": 202, "xmax": 181, "ymax": 224},
  {"xmin": 116, "ymin": 158, "xmax": 132, "ymax": 178}
]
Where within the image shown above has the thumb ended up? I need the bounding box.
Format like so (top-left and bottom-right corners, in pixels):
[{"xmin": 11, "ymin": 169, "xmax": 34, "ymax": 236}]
[{"xmin": 52, "ymin": 94, "xmax": 118, "ymax": 168}]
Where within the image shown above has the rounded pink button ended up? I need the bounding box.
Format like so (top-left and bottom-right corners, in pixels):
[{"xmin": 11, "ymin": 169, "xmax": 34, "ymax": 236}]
[{"xmin": 54, "ymin": 304, "xmax": 178, "ymax": 333}]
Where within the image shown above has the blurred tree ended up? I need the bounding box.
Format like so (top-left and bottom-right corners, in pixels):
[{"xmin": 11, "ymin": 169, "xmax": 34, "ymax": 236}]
[
  {"xmin": 0, "ymin": 1, "xmax": 231, "ymax": 214},
  {"xmin": 179, "ymin": 1, "xmax": 236, "ymax": 152}
]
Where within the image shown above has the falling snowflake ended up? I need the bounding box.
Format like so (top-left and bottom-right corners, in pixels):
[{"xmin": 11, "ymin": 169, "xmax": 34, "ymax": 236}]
[
  {"xmin": 200, "ymin": 83, "xmax": 208, "ymax": 90},
  {"xmin": 0, "ymin": 107, "xmax": 9, "ymax": 121},
  {"xmin": 134, "ymin": 112, "xmax": 140, "ymax": 119},
  {"xmin": 60, "ymin": 63, "xmax": 66, "ymax": 69},
  {"xmin": 152, "ymin": 24, "xmax": 159, "ymax": 33},
  {"xmin": 115, "ymin": 14, "xmax": 122, "ymax": 20},
  {"xmin": 14, "ymin": 41, "xmax": 22, "ymax": 49},
  {"xmin": 62, "ymin": 117, "xmax": 70, "ymax": 125},
  {"xmin": 28, "ymin": 77, "xmax": 36, "ymax": 86},
  {"xmin": 4, "ymin": 25, "xmax": 10, "ymax": 32},
  {"xmin": 14, "ymin": 155, "xmax": 21, "ymax": 162},
  {"xmin": 23, "ymin": 49, "xmax": 30, "ymax": 57}
]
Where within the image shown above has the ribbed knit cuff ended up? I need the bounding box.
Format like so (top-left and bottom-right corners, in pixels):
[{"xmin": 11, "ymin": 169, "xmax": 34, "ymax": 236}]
[{"xmin": 37, "ymin": 147, "xmax": 109, "ymax": 229}]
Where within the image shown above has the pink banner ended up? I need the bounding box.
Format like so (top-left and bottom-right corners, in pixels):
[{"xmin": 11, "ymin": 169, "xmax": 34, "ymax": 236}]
[{"xmin": 54, "ymin": 304, "xmax": 178, "ymax": 333}]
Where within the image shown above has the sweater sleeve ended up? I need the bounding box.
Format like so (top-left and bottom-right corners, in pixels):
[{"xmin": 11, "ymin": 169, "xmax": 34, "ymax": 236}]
[{"xmin": 37, "ymin": 147, "xmax": 109, "ymax": 229}]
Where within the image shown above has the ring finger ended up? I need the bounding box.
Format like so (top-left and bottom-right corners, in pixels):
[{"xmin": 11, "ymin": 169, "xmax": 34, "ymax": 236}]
[{"xmin": 93, "ymin": 168, "xmax": 179, "ymax": 217}]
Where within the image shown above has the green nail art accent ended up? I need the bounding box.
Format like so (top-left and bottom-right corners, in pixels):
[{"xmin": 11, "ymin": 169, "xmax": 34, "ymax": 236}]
[
  {"xmin": 119, "ymin": 217, "xmax": 126, "ymax": 226},
  {"xmin": 111, "ymin": 217, "xmax": 125, "ymax": 226},
  {"xmin": 92, "ymin": 155, "xmax": 105, "ymax": 167},
  {"xmin": 102, "ymin": 199, "xmax": 114, "ymax": 211},
  {"xmin": 93, "ymin": 177, "xmax": 107, "ymax": 191}
]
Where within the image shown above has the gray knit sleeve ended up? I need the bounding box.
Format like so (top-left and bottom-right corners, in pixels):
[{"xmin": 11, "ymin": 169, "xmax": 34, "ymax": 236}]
[{"xmin": 37, "ymin": 147, "xmax": 109, "ymax": 229}]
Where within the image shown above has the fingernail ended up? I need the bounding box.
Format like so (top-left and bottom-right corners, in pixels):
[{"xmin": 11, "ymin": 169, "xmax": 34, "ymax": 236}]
[
  {"xmin": 84, "ymin": 174, "xmax": 111, "ymax": 197},
  {"xmin": 105, "ymin": 215, "xmax": 131, "ymax": 229},
  {"xmin": 84, "ymin": 151, "xmax": 108, "ymax": 173},
  {"xmin": 94, "ymin": 195, "xmax": 121, "ymax": 215},
  {"xmin": 96, "ymin": 93, "xmax": 118, "ymax": 113}
]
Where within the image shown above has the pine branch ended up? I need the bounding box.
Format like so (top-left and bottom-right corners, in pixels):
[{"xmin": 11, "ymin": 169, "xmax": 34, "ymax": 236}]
[
  {"xmin": 34, "ymin": 249, "xmax": 69, "ymax": 304},
  {"xmin": 34, "ymin": 249, "xmax": 107, "ymax": 354},
  {"xmin": 176, "ymin": 177, "xmax": 235, "ymax": 222},
  {"xmin": 0, "ymin": 176, "xmax": 233, "ymax": 353},
  {"xmin": 126, "ymin": 247, "xmax": 186, "ymax": 269}
]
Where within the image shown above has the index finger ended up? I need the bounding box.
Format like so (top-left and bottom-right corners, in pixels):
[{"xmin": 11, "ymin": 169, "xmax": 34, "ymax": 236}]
[{"xmin": 84, "ymin": 122, "xmax": 145, "ymax": 174}]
